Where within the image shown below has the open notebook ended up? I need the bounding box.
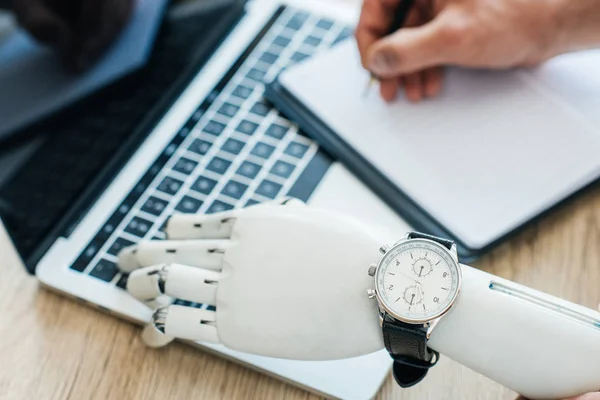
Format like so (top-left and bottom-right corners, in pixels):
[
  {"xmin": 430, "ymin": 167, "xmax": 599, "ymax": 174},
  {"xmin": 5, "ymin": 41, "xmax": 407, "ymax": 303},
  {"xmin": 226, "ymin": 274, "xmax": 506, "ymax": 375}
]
[{"xmin": 266, "ymin": 40, "xmax": 600, "ymax": 260}]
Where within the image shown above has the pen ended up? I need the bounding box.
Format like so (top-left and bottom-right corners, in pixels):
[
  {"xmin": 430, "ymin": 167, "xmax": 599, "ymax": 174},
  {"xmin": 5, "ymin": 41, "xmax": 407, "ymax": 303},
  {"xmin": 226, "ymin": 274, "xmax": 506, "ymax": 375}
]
[{"xmin": 363, "ymin": 0, "xmax": 416, "ymax": 97}]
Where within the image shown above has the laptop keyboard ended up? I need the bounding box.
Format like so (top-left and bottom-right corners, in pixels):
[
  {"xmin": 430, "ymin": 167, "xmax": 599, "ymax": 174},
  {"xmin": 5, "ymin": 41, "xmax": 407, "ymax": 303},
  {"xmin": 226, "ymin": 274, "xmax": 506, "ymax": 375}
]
[{"xmin": 69, "ymin": 6, "xmax": 352, "ymax": 299}]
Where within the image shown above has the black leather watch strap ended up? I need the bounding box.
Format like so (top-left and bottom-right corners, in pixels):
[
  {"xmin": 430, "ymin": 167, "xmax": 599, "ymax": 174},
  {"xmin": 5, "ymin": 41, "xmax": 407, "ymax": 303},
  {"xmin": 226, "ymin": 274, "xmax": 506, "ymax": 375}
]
[
  {"xmin": 381, "ymin": 314, "xmax": 439, "ymax": 388},
  {"xmin": 381, "ymin": 231, "xmax": 450, "ymax": 388},
  {"xmin": 407, "ymin": 231, "xmax": 454, "ymax": 250}
]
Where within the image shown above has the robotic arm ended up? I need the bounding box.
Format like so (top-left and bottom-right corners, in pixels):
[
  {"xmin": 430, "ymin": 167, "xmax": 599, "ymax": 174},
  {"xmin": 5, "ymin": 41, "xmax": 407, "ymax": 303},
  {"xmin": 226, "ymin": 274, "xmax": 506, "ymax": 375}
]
[{"xmin": 118, "ymin": 199, "xmax": 600, "ymax": 400}]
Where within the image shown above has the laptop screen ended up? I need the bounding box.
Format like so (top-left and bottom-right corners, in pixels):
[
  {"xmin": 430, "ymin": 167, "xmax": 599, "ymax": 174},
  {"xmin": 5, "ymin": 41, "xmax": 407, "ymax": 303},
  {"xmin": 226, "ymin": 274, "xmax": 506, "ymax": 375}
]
[{"xmin": 0, "ymin": 0, "xmax": 246, "ymax": 271}]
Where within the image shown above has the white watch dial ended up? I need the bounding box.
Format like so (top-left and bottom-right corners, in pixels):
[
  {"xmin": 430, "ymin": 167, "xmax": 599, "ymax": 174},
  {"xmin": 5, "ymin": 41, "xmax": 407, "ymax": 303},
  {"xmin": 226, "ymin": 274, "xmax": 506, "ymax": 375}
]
[{"xmin": 375, "ymin": 239, "xmax": 461, "ymax": 323}]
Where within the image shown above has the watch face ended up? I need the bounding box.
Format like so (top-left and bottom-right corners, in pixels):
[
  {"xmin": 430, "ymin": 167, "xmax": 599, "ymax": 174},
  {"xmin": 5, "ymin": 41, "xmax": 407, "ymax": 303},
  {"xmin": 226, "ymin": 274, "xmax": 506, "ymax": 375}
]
[{"xmin": 375, "ymin": 239, "xmax": 461, "ymax": 323}]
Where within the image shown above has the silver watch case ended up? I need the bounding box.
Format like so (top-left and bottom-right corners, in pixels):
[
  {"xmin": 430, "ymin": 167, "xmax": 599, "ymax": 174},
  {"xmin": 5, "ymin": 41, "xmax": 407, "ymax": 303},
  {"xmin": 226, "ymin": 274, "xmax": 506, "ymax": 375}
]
[{"xmin": 367, "ymin": 232, "xmax": 462, "ymax": 339}]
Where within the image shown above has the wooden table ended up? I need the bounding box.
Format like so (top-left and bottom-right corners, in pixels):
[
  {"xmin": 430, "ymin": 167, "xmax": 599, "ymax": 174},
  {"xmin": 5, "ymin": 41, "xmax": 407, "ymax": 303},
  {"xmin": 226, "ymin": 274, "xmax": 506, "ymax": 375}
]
[{"xmin": 2, "ymin": 2, "xmax": 600, "ymax": 399}]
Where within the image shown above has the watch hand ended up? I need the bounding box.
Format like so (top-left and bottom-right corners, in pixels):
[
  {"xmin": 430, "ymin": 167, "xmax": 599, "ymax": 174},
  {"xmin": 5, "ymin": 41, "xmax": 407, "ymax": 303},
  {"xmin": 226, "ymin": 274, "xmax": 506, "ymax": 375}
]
[
  {"xmin": 417, "ymin": 284, "xmax": 425, "ymax": 300},
  {"xmin": 419, "ymin": 266, "xmax": 424, "ymax": 277},
  {"xmin": 410, "ymin": 293, "xmax": 415, "ymax": 305},
  {"xmin": 399, "ymin": 271, "xmax": 418, "ymax": 283}
]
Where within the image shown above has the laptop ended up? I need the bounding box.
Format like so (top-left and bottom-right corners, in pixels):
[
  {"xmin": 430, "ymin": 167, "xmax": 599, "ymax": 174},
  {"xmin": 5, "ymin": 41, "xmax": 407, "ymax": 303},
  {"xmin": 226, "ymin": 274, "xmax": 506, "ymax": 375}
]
[{"xmin": 0, "ymin": 1, "xmax": 411, "ymax": 398}]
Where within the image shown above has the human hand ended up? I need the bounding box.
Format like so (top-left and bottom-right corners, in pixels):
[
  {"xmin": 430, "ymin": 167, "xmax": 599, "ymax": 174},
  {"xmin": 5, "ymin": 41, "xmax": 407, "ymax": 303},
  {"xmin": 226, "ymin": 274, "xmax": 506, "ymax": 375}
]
[
  {"xmin": 13, "ymin": 0, "xmax": 134, "ymax": 71},
  {"xmin": 355, "ymin": 0, "xmax": 596, "ymax": 102}
]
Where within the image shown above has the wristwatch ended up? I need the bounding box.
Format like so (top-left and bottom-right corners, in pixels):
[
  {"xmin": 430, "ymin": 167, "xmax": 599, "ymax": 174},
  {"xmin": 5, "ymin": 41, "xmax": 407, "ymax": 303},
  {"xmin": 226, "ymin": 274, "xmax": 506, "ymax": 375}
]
[{"xmin": 367, "ymin": 232, "xmax": 462, "ymax": 388}]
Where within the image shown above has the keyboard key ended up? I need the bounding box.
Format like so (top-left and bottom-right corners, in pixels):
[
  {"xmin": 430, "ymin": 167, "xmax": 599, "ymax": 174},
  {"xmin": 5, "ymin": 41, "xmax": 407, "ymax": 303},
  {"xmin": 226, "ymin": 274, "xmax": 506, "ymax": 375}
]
[
  {"xmin": 273, "ymin": 35, "xmax": 291, "ymax": 48},
  {"xmin": 266, "ymin": 45, "xmax": 284, "ymax": 56},
  {"xmin": 270, "ymin": 160, "xmax": 295, "ymax": 179},
  {"xmin": 206, "ymin": 157, "xmax": 231, "ymax": 175},
  {"xmin": 173, "ymin": 157, "xmax": 198, "ymax": 175},
  {"xmin": 70, "ymin": 260, "xmax": 88, "ymax": 273},
  {"xmin": 251, "ymin": 142, "xmax": 275, "ymax": 159},
  {"xmin": 236, "ymin": 120, "xmax": 259, "ymax": 135},
  {"xmin": 232, "ymin": 85, "xmax": 253, "ymax": 99},
  {"xmin": 260, "ymin": 51, "xmax": 278, "ymax": 65},
  {"xmin": 176, "ymin": 196, "xmax": 203, "ymax": 213},
  {"xmin": 285, "ymin": 142, "xmax": 309, "ymax": 159},
  {"xmin": 178, "ymin": 127, "xmax": 191, "ymax": 139},
  {"xmin": 245, "ymin": 199, "xmax": 260, "ymax": 207},
  {"xmin": 291, "ymin": 52, "xmax": 309, "ymax": 63},
  {"xmin": 265, "ymin": 124, "xmax": 288, "ymax": 139},
  {"xmin": 339, "ymin": 27, "xmax": 353, "ymax": 39},
  {"xmin": 250, "ymin": 102, "xmax": 270, "ymax": 117},
  {"xmin": 90, "ymin": 259, "xmax": 118, "ymax": 282},
  {"xmin": 334, "ymin": 28, "xmax": 353, "ymax": 44},
  {"xmin": 286, "ymin": 11, "xmax": 309, "ymax": 30},
  {"xmin": 256, "ymin": 179, "xmax": 283, "ymax": 199},
  {"xmin": 71, "ymin": 242, "xmax": 101, "ymax": 272},
  {"xmin": 125, "ymin": 217, "xmax": 153, "ymax": 238},
  {"xmin": 246, "ymin": 68, "xmax": 266, "ymax": 82},
  {"xmin": 141, "ymin": 196, "xmax": 169, "ymax": 216},
  {"xmin": 207, "ymin": 200, "xmax": 234, "ymax": 214},
  {"xmin": 100, "ymin": 221, "xmax": 117, "ymax": 237},
  {"xmin": 157, "ymin": 176, "xmax": 184, "ymax": 195},
  {"xmin": 107, "ymin": 237, "xmax": 135, "ymax": 256},
  {"xmin": 304, "ymin": 35, "xmax": 322, "ymax": 47},
  {"xmin": 221, "ymin": 180, "xmax": 248, "ymax": 200},
  {"xmin": 316, "ymin": 18, "xmax": 335, "ymax": 31},
  {"xmin": 164, "ymin": 143, "xmax": 178, "ymax": 157},
  {"xmin": 188, "ymin": 139, "xmax": 212, "ymax": 155},
  {"xmin": 191, "ymin": 109, "xmax": 204, "ymax": 122},
  {"xmin": 116, "ymin": 274, "xmax": 129, "ymax": 289},
  {"xmin": 217, "ymin": 103, "xmax": 239, "ymax": 118},
  {"xmin": 116, "ymin": 203, "xmax": 131, "ymax": 216},
  {"xmin": 203, "ymin": 120, "xmax": 226, "ymax": 136},
  {"xmin": 237, "ymin": 161, "xmax": 261, "ymax": 179},
  {"xmin": 159, "ymin": 220, "xmax": 168, "ymax": 233},
  {"xmin": 222, "ymin": 138, "xmax": 245, "ymax": 155},
  {"xmin": 192, "ymin": 176, "xmax": 217, "ymax": 195}
]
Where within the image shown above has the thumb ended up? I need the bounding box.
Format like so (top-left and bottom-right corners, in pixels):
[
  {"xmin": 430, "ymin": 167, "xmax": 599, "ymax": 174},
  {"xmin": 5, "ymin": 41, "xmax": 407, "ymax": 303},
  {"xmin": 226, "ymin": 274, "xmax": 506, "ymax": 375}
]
[{"xmin": 366, "ymin": 12, "xmax": 462, "ymax": 77}]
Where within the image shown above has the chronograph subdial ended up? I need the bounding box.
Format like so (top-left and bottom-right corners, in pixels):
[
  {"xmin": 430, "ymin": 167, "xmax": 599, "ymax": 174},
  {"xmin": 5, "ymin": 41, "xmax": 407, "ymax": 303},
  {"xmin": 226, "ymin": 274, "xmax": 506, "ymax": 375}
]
[
  {"xmin": 402, "ymin": 285, "xmax": 424, "ymax": 306},
  {"xmin": 412, "ymin": 257, "xmax": 433, "ymax": 277}
]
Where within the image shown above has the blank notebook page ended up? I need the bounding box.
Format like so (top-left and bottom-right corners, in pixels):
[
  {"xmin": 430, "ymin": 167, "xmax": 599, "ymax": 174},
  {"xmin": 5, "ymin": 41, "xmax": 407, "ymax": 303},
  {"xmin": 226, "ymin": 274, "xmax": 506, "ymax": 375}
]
[{"xmin": 280, "ymin": 41, "xmax": 600, "ymax": 248}]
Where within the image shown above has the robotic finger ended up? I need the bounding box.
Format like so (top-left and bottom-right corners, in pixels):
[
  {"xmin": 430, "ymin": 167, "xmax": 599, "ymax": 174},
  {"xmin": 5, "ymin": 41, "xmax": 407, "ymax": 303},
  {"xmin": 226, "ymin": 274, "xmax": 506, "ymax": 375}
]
[
  {"xmin": 127, "ymin": 263, "xmax": 220, "ymax": 305},
  {"xmin": 140, "ymin": 304, "xmax": 219, "ymax": 348},
  {"xmin": 153, "ymin": 305, "xmax": 218, "ymax": 343},
  {"xmin": 118, "ymin": 239, "xmax": 230, "ymax": 273},
  {"xmin": 165, "ymin": 197, "xmax": 305, "ymax": 240},
  {"xmin": 124, "ymin": 262, "xmax": 222, "ymax": 347}
]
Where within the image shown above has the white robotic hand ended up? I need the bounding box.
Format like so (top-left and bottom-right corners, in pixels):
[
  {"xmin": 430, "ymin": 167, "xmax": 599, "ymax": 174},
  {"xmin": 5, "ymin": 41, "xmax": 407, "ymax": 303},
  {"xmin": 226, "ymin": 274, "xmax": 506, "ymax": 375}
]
[
  {"xmin": 118, "ymin": 198, "xmax": 385, "ymax": 359},
  {"xmin": 118, "ymin": 198, "xmax": 600, "ymax": 399}
]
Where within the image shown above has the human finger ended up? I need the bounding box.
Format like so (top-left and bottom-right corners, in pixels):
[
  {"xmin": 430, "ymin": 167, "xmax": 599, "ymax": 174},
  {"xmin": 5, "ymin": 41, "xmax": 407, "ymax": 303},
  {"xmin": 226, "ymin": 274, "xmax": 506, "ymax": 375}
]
[
  {"xmin": 367, "ymin": 10, "xmax": 463, "ymax": 77},
  {"xmin": 379, "ymin": 78, "xmax": 400, "ymax": 102},
  {"xmin": 402, "ymin": 71, "xmax": 424, "ymax": 102},
  {"xmin": 355, "ymin": 0, "xmax": 402, "ymax": 68},
  {"xmin": 422, "ymin": 66, "xmax": 444, "ymax": 98}
]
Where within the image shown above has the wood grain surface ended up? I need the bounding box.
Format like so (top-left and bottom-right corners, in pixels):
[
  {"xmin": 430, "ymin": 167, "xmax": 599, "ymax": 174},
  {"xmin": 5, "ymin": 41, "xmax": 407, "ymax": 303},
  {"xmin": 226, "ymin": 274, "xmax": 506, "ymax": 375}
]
[{"xmin": 1, "ymin": 1, "xmax": 600, "ymax": 399}]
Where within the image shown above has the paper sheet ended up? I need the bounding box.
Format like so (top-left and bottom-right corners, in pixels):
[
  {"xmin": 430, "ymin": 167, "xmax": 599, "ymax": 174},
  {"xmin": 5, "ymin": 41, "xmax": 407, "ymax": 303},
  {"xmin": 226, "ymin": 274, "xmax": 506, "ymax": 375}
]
[
  {"xmin": 0, "ymin": 0, "xmax": 167, "ymax": 139},
  {"xmin": 280, "ymin": 41, "xmax": 600, "ymax": 247}
]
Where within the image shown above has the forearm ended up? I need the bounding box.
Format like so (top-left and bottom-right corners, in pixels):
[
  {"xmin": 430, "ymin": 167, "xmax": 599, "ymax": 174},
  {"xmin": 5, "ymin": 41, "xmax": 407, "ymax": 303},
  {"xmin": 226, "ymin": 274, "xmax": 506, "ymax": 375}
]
[{"xmin": 553, "ymin": 0, "xmax": 600, "ymax": 54}]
